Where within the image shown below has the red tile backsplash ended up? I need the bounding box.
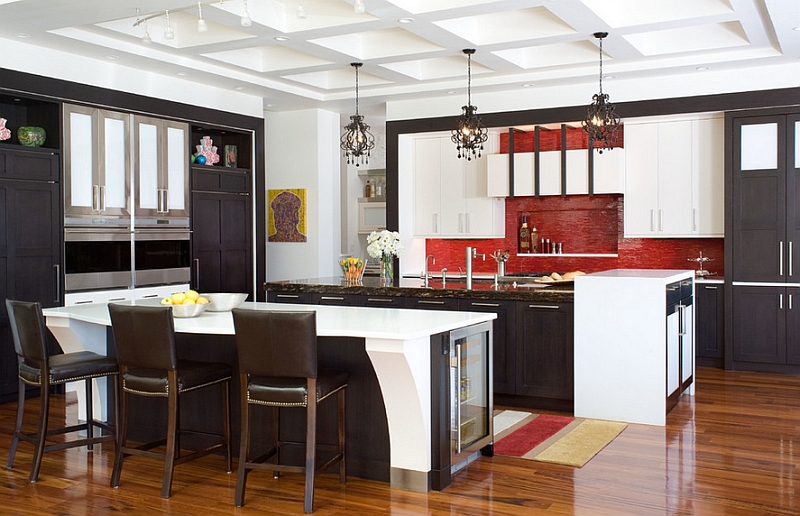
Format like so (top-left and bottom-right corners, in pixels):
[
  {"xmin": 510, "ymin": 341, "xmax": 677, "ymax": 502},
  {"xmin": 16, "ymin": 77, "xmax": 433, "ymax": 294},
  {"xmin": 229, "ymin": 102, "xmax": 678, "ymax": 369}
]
[
  {"xmin": 499, "ymin": 125, "xmax": 624, "ymax": 153},
  {"xmin": 423, "ymin": 194, "xmax": 725, "ymax": 277}
]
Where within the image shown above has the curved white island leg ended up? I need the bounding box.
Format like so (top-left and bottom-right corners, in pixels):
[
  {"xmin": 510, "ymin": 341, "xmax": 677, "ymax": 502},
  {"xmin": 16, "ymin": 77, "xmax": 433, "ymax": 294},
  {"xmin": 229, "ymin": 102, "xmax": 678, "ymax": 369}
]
[
  {"xmin": 365, "ymin": 336, "xmax": 432, "ymax": 492},
  {"xmin": 45, "ymin": 314, "xmax": 110, "ymax": 421}
]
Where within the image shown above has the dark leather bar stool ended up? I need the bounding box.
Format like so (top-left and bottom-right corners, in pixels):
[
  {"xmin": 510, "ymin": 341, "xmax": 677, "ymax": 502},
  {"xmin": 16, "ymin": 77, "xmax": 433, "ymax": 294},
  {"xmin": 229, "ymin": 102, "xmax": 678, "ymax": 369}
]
[
  {"xmin": 108, "ymin": 303, "xmax": 232, "ymax": 498},
  {"xmin": 5, "ymin": 299, "xmax": 119, "ymax": 483},
  {"xmin": 231, "ymin": 309, "xmax": 347, "ymax": 513}
]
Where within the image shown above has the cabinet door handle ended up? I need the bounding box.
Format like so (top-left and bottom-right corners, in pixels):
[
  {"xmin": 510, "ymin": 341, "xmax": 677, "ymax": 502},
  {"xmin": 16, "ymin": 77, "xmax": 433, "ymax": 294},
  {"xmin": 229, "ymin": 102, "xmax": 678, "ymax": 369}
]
[
  {"xmin": 458, "ymin": 213, "xmax": 464, "ymax": 234},
  {"xmin": 194, "ymin": 258, "xmax": 200, "ymax": 288},
  {"xmin": 108, "ymin": 297, "xmax": 126, "ymax": 302},
  {"xmin": 650, "ymin": 209, "xmax": 655, "ymax": 232},
  {"xmin": 692, "ymin": 208, "xmax": 697, "ymax": 232},
  {"xmin": 433, "ymin": 213, "xmax": 439, "ymax": 234},
  {"xmin": 74, "ymin": 300, "xmax": 93, "ymax": 305},
  {"xmin": 93, "ymin": 184, "xmax": 100, "ymax": 211},
  {"xmin": 659, "ymin": 209, "xmax": 664, "ymax": 231},
  {"xmin": 53, "ymin": 264, "xmax": 60, "ymax": 303},
  {"xmin": 367, "ymin": 298, "xmax": 394, "ymax": 303},
  {"xmin": 276, "ymin": 294, "xmax": 300, "ymax": 299},
  {"xmin": 790, "ymin": 294, "xmax": 794, "ymax": 310},
  {"xmin": 790, "ymin": 241, "xmax": 794, "ymax": 277},
  {"xmin": 100, "ymin": 185, "xmax": 105, "ymax": 212},
  {"xmin": 141, "ymin": 294, "xmax": 159, "ymax": 299},
  {"xmin": 528, "ymin": 304, "xmax": 559, "ymax": 309},
  {"xmin": 320, "ymin": 296, "xmax": 345, "ymax": 301},
  {"xmin": 780, "ymin": 241, "xmax": 784, "ymax": 276},
  {"xmin": 418, "ymin": 300, "xmax": 445, "ymax": 305},
  {"xmin": 470, "ymin": 302, "xmax": 500, "ymax": 307},
  {"xmin": 704, "ymin": 286, "xmax": 718, "ymax": 290},
  {"xmin": 780, "ymin": 293, "xmax": 784, "ymax": 310}
]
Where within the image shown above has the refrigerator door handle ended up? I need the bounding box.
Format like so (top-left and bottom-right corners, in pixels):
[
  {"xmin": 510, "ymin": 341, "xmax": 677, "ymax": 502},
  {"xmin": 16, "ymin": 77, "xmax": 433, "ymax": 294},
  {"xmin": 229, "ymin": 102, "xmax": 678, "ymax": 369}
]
[{"xmin": 455, "ymin": 342, "xmax": 462, "ymax": 454}]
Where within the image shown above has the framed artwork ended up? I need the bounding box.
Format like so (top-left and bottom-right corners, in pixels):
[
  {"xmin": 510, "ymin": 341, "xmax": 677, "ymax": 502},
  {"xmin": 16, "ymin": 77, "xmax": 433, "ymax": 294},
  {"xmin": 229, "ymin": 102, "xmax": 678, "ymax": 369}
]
[
  {"xmin": 224, "ymin": 144, "xmax": 237, "ymax": 167},
  {"xmin": 268, "ymin": 188, "xmax": 307, "ymax": 242}
]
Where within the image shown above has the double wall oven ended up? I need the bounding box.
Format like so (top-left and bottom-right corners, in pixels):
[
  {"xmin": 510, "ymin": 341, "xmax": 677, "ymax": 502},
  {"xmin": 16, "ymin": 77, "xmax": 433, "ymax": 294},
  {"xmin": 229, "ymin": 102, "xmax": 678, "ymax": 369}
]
[{"xmin": 63, "ymin": 105, "xmax": 191, "ymax": 293}]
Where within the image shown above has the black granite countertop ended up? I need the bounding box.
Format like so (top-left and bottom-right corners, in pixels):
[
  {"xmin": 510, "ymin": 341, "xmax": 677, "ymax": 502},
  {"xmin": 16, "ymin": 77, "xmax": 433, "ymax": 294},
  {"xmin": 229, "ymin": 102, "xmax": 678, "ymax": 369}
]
[{"xmin": 264, "ymin": 276, "xmax": 575, "ymax": 303}]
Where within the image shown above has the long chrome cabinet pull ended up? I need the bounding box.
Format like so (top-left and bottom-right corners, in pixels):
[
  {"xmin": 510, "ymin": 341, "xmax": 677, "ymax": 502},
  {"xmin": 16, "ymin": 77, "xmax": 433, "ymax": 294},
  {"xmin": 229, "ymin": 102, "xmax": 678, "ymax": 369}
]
[
  {"xmin": 780, "ymin": 293, "xmax": 784, "ymax": 310},
  {"xmin": 53, "ymin": 264, "xmax": 60, "ymax": 302},
  {"xmin": 193, "ymin": 258, "xmax": 200, "ymax": 287},
  {"xmin": 418, "ymin": 300, "xmax": 445, "ymax": 305},
  {"xmin": 659, "ymin": 209, "xmax": 664, "ymax": 231},
  {"xmin": 780, "ymin": 241, "xmax": 784, "ymax": 276},
  {"xmin": 790, "ymin": 241, "xmax": 794, "ymax": 277},
  {"xmin": 704, "ymin": 286, "xmax": 718, "ymax": 290},
  {"xmin": 367, "ymin": 298, "xmax": 394, "ymax": 303},
  {"xmin": 93, "ymin": 184, "xmax": 100, "ymax": 211},
  {"xmin": 470, "ymin": 302, "xmax": 500, "ymax": 307},
  {"xmin": 790, "ymin": 294, "xmax": 794, "ymax": 310},
  {"xmin": 529, "ymin": 304, "xmax": 559, "ymax": 309},
  {"xmin": 100, "ymin": 185, "xmax": 105, "ymax": 212},
  {"xmin": 276, "ymin": 294, "xmax": 300, "ymax": 299},
  {"xmin": 650, "ymin": 209, "xmax": 655, "ymax": 232},
  {"xmin": 320, "ymin": 296, "xmax": 344, "ymax": 301}
]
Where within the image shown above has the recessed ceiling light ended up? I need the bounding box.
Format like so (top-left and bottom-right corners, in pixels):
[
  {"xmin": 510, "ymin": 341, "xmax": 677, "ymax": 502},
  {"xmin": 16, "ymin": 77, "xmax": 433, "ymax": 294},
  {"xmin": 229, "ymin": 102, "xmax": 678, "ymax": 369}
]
[
  {"xmin": 177, "ymin": 71, "xmax": 189, "ymax": 77},
  {"xmin": 604, "ymin": 75, "xmax": 616, "ymax": 80},
  {"xmin": 398, "ymin": 18, "xmax": 414, "ymax": 24},
  {"xmin": 522, "ymin": 83, "xmax": 535, "ymax": 88},
  {"xmin": 265, "ymin": 103, "xmax": 276, "ymax": 108},
  {"xmin": 14, "ymin": 33, "xmax": 30, "ymax": 38},
  {"xmin": 446, "ymin": 90, "xmax": 458, "ymax": 95},
  {"xmin": 794, "ymin": 26, "xmax": 800, "ymax": 31},
  {"xmin": 234, "ymin": 86, "xmax": 246, "ymax": 91},
  {"xmin": 696, "ymin": 66, "xmax": 709, "ymax": 71},
  {"xmin": 105, "ymin": 54, "xmax": 119, "ymax": 60},
  {"xmin": 274, "ymin": 36, "xmax": 289, "ymax": 42}
]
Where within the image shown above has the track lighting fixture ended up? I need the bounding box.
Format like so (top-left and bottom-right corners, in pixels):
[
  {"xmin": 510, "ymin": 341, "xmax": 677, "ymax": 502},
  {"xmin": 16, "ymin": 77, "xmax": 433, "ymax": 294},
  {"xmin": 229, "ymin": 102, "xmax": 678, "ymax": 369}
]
[
  {"xmin": 297, "ymin": 0, "xmax": 307, "ymax": 19},
  {"xmin": 197, "ymin": 2, "xmax": 208, "ymax": 32},
  {"xmin": 354, "ymin": 0, "xmax": 366, "ymax": 14},
  {"xmin": 241, "ymin": 0, "xmax": 252, "ymax": 26},
  {"xmin": 164, "ymin": 10, "xmax": 174, "ymax": 39}
]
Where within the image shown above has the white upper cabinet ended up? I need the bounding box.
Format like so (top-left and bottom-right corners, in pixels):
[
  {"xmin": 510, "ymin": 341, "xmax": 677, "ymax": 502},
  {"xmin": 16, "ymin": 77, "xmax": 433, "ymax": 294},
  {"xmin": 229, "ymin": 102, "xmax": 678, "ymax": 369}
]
[
  {"xmin": 64, "ymin": 104, "xmax": 131, "ymax": 222},
  {"xmin": 414, "ymin": 136, "xmax": 505, "ymax": 238},
  {"xmin": 133, "ymin": 115, "xmax": 189, "ymax": 224},
  {"xmin": 624, "ymin": 115, "xmax": 723, "ymax": 238},
  {"xmin": 593, "ymin": 147, "xmax": 625, "ymax": 194}
]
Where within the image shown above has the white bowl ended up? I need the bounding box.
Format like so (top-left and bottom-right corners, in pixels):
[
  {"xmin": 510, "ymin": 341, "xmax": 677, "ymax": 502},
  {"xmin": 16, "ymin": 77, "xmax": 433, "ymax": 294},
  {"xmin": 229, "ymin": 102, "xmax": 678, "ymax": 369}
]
[
  {"xmin": 203, "ymin": 293, "xmax": 248, "ymax": 312},
  {"xmin": 170, "ymin": 303, "xmax": 208, "ymax": 318}
]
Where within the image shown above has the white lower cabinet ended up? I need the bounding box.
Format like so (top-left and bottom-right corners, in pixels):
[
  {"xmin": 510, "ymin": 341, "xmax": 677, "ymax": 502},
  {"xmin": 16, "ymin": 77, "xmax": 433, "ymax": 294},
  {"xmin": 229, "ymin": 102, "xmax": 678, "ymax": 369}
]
[
  {"xmin": 624, "ymin": 115, "xmax": 723, "ymax": 237},
  {"xmin": 414, "ymin": 136, "xmax": 504, "ymax": 238}
]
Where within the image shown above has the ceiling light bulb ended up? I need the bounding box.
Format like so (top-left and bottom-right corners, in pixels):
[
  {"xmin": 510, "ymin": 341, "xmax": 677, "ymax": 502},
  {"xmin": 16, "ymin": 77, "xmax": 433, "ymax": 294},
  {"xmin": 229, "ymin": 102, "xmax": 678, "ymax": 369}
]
[
  {"xmin": 354, "ymin": 0, "xmax": 366, "ymax": 14},
  {"xmin": 164, "ymin": 10, "xmax": 175, "ymax": 40},
  {"xmin": 197, "ymin": 2, "xmax": 208, "ymax": 32},
  {"xmin": 297, "ymin": 0, "xmax": 307, "ymax": 19},
  {"xmin": 241, "ymin": 0, "xmax": 252, "ymax": 26},
  {"xmin": 142, "ymin": 31, "xmax": 152, "ymax": 44}
]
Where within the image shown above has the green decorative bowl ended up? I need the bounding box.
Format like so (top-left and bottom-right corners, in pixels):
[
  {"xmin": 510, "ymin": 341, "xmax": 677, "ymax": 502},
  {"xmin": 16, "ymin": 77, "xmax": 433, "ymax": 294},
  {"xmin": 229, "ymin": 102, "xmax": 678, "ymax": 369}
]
[{"xmin": 17, "ymin": 126, "xmax": 46, "ymax": 147}]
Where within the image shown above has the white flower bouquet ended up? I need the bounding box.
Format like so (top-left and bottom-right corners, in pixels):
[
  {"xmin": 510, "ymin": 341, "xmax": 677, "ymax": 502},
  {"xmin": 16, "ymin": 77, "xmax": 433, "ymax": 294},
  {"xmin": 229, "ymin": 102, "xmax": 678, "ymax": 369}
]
[{"xmin": 366, "ymin": 230, "xmax": 403, "ymax": 259}]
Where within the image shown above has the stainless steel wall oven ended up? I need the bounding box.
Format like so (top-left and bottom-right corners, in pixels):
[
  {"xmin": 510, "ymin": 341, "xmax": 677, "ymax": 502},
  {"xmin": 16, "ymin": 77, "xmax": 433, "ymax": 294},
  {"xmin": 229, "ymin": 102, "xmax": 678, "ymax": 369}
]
[
  {"xmin": 65, "ymin": 228, "xmax": 132, "ymax": 291},
  {"xmin": 133, "ymin": 229, "xmax": 190, "ymax": 287}
]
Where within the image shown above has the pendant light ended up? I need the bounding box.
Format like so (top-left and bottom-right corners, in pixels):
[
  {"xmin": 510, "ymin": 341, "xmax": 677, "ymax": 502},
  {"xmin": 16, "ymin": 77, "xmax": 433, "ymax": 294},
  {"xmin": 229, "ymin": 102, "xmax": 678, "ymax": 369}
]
[
  {"xmin": 451, "ymin": 48, "xmax": 488, "ymax": 161},
  {"xmin": 341, "ymin": 62, "xmax": 375, "ymax": 167},
  {"xmin": 581, "ymin": 32, "xmax": 620, "ymax": 153}
]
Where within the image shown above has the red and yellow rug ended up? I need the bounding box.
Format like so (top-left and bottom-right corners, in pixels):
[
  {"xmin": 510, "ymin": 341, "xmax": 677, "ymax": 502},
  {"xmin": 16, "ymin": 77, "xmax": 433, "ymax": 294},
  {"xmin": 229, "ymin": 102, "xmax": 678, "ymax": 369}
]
[{"xmin": 493, "ymin": 410, "xmax": 626, "ymax": 467}]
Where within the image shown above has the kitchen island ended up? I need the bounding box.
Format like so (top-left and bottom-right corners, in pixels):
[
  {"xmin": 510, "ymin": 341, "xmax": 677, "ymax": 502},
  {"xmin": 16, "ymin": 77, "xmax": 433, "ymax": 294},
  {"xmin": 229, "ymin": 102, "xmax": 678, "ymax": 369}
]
[
  {"xmin": 266, "ymin": 276, "xmax": 576, "ymax": 412},
  {"xmin": 42, "ymin": 300, "xmax": 495, "ymax": 492}
]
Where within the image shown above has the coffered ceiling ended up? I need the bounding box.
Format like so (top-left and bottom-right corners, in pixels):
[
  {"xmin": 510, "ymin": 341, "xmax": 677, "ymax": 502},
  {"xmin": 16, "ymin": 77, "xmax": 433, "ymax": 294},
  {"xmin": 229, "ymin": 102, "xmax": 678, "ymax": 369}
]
[{"xmin": 0, "ymin": 0, "xmax": 798, "ymax": 115}]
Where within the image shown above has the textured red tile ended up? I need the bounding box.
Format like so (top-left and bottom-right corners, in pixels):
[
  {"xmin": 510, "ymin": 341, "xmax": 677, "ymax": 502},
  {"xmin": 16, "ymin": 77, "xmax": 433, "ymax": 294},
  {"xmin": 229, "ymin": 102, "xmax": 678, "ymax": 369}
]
[
  {"xmin": 499, "ymin": 125, "xmax": 624, "ymax": 153},
  {"xmin": 423, "ymin": 193, "xmax": 725, "ymax": 277}
]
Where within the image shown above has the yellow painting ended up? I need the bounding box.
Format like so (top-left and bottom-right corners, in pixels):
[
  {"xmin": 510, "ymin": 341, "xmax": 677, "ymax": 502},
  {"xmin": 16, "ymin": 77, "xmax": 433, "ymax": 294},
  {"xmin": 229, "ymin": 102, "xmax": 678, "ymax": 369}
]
[{"xmin": 268, "ymin": 188, "xmax": 307, "ymax": 242}]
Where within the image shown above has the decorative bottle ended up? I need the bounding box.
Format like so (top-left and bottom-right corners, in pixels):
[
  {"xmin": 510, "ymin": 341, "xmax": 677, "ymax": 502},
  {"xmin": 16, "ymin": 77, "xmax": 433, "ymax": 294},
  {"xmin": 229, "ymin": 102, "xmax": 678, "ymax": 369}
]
[
  {"xmin": 519, "ymin": 216, "xmax": 531, "ymax": 254},
  {"xmin": 364, "ymin": 179, "xmax": 372, "ymax": 198},
  {"xmin": 530, "ymin": 226, "xmax": 539, "ymax": 253}
]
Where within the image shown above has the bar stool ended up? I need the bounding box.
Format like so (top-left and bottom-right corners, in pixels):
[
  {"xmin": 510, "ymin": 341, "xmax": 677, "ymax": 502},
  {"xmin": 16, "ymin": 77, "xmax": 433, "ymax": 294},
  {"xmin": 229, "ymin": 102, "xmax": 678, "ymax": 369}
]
[
  {"xmin": 108, "ymin": 303, "xmax": 232, "ymax": 498},
  {"xmin": 231, "ymin": 309, "xmax": 347, "ymax": 513},
  {"xmin": 5, "ymin": 299, "xmax": 119, "ymax": 483}
]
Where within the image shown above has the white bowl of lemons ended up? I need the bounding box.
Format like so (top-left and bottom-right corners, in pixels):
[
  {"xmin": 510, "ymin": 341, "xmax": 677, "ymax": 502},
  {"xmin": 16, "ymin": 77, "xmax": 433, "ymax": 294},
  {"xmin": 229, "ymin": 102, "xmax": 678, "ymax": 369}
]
[{"xmin": 160, "ymin": 290, "xmax": 210, "ymax": 318}]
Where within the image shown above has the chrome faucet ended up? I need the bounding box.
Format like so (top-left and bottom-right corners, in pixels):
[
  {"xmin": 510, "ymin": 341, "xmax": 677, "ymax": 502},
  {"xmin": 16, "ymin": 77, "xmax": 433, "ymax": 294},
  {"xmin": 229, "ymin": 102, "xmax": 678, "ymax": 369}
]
[
  {"xmin": 465, "ymin": 247, "xmax": 485, "ymax": 289},
  {"xmin": 441, "ymin": 268, "xmax": 448, "ymax": 288},
  {"xmin": 422, "ymin": 254, "xmax": 436, "ymax": 287}
]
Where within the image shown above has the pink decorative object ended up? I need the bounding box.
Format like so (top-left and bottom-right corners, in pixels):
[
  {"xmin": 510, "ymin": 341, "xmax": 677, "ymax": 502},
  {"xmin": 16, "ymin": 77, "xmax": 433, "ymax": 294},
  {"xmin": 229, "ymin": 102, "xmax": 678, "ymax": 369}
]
[
  {"xmin": 0, "ymin": 118, "xmax": 10, "ymax": 141},
  {"xmin": 195, "ymin": 135, "xmax": 220, "ymax": 165}
]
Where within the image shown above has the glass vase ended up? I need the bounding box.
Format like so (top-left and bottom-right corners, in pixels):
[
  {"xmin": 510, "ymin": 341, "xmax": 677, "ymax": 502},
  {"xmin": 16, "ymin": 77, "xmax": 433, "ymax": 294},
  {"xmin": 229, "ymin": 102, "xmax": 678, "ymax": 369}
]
[{"xmin": 380, "ymin": 254, "xmax": 394, "ymax": 287}]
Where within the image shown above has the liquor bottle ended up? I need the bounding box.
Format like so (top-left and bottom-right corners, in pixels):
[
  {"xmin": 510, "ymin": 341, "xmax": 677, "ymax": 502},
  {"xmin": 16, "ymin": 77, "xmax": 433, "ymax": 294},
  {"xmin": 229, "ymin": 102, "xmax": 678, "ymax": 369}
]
[
  {"xmin": 364, "ymin": 179, "xmax": 372, "ymax": 198},
  {"xmin": 519, "ymin": 216, "xmax": 531, "ymax": 253},
  {"xmin": 375, "ymin": 177, "xmax": 383, "ymax": 197},
  {"xmin": 530, "ymin": 226, "xmax": 539, "ymax": 253}
]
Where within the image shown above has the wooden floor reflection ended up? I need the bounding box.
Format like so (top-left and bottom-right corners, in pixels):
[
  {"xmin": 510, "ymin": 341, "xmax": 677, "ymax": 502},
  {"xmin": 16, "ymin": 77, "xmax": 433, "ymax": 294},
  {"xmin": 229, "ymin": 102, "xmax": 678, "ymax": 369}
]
[{"xmin": 0, "ymin": 367, "xmax": 798, "ymax": 515}]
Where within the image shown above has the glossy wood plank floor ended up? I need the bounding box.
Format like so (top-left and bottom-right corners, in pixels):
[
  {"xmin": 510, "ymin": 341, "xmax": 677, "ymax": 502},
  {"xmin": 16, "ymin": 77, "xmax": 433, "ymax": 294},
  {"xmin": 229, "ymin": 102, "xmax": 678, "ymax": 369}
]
[{"xmin": 1, "ymin": 366, "xmax": 799, "ymax": 515}]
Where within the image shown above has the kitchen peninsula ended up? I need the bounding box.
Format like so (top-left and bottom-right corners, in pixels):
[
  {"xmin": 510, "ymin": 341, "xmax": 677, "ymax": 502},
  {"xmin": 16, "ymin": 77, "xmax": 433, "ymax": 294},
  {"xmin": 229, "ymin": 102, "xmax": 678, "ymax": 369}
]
[
  {"xmin": 265, "ymin": 276, "xmax": 576, "ymax": 412},
  {"xmin": 42, "ymin": 300, "xmax": 494, "ymax": 493}
]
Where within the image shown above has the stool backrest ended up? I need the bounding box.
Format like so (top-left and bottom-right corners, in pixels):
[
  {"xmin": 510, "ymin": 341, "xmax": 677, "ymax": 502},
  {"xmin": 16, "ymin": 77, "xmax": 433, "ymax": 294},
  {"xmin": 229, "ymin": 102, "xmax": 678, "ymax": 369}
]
[
  {"xmin": 232, "ymin": 309, "xmax": 317, "ymax": 379},
  {"xmin": 108, "ymin": 304, "xmax": 178, "ymax": 371},
  {"xmin": 5, "ymin": 299, "xmax": 48, "ymax": 365}
]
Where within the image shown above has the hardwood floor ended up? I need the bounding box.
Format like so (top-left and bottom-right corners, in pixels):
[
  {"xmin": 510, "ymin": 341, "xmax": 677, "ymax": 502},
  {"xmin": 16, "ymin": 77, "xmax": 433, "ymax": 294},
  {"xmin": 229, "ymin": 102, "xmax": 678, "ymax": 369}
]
[{"xmin": 1, "ymin": 367, "xmax": 799, "ymax": 515}]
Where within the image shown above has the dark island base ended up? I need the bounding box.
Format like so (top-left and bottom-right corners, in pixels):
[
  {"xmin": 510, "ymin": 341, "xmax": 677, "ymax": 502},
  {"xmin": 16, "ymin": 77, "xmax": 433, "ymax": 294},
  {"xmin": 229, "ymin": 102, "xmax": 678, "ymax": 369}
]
[{"xmin": 107, "ymin": 330, "xmax": 391, "ymax": 483}]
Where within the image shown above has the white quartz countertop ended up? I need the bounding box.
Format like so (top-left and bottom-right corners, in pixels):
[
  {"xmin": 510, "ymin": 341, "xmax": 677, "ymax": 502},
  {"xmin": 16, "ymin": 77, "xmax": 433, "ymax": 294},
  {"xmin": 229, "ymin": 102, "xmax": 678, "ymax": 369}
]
[
  {"xmin": 581, "ymin": 269, "xmax": 694, "ymax": 281},
  {"xmin": 43, "ymin": 300, "xmax": 496, "ymax": 341}
]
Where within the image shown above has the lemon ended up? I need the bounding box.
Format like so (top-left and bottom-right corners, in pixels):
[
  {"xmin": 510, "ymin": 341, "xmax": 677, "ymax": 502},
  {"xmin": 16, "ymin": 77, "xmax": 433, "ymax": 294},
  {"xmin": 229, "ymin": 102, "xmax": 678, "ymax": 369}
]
[
  {"xmin": 185, "ymin": 289, "xmax": 199, "ymax": 301},
  {"xmin": 171, "ymin": 292, "xmax": 186, "ymax": 305},
  {"xmin": 160, "ymin": 297, "xmax": 173, "ymax": 305},
  {"xmin": 197, "ymin": 297, "xmax": 209, "ymax": 304},
  {"xmin": 183, "ymin": 298, "xmax": 196, "ymax": 305}
]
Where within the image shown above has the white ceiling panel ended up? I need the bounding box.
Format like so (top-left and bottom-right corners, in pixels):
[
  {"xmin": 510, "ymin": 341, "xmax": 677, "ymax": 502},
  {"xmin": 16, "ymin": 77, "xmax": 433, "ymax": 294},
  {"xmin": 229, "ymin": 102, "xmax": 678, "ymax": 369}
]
[
  {"xmin": 493, "ymin": 40, "xmax": 602, "ymax": 70},
  {"xmin": 203, "ymin": 46, "xmax": 333, "ymax": 72},
  {"xmin": 624, "ymin": 21, "xmax": 750, "ymax": 56},
  {"xmin": 380, "ymin": 55, "xmax": 492, "ymax": 81},
  {"xmin": 434, "ymin": 7, "xmax": 576, "ymax": 46},
  {"xmin": 309, "ymin": 27, "xmax": 444, "ymax": 60},
  {"xmin": 581, "ymin": 0, "xmax": 735, "ymax": 28}
]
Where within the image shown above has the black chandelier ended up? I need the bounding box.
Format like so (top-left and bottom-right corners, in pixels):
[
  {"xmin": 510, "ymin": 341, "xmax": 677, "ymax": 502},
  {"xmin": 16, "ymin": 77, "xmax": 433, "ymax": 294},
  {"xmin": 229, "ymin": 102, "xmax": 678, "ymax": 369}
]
[
  {"xmin": 341, "ymin": 62, "xmax": 375, "ymax": 167},
  {"xmin": 452, "ymin": 49, "xmax": 488, "ymax": 161},
  {"xmin": 582, "ymin": 32, "xmax": 621, "ymax": 153}
]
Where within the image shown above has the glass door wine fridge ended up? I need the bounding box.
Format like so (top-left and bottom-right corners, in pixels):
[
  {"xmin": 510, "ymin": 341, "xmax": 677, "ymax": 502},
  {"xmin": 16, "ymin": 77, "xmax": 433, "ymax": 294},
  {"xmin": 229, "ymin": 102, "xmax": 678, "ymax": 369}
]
[{"xmin": 450, "ymin": 321, "xmax": 493, "ymax": 472}]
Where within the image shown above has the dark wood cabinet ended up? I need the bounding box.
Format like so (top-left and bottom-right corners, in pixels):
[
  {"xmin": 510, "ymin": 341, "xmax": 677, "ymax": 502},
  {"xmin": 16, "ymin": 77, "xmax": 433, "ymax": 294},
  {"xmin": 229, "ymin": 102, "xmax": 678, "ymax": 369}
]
[
  {"xmin": 313, "ymin": 293, "xmax": 355, "ymax": 306},
  {"xmin": 266, "ymin": 291, "xmax": 313, "ymax": 304},
  {"xmin": 0, "ymin": 148, "xmax": 62, "ymax": 402},
  {"xmin": 357, "ymin": 295, "xmax": 406, "ymax": 308},
  {"xmin": 516, "ymin": 301, "xmax": 574, "ymax": 408},
  {"xmin": 696, "ymin": 283, "xmax": 724, "ymax": 367},
  {"xmin": 729, "ymin": 111, "xmax": 800, "ymax": 372},
  {"xmin": 408, "ymin": 298, "xmax": 459, "ymax": 311},
  {"xmin": 458, "ymin": 299, "xmax": 516, "ymax": 396}
]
